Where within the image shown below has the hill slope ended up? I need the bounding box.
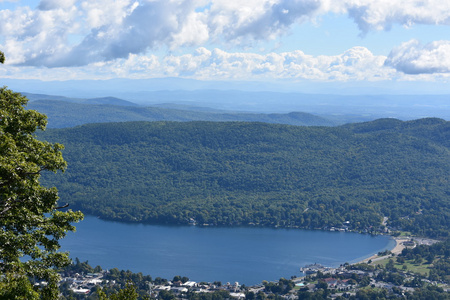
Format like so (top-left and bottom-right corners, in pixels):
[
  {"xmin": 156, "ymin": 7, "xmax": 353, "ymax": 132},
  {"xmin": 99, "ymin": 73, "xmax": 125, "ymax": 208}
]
[{"xmin": 40, "ymin": 119, "xmax": 450, "ymax": 237}]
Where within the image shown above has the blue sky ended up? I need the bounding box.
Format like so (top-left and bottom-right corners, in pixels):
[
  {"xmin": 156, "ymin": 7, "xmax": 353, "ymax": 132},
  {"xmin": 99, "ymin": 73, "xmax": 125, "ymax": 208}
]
[{"xmin": 1, "ymin": 0, "xmax": 450, "ymax": 93}]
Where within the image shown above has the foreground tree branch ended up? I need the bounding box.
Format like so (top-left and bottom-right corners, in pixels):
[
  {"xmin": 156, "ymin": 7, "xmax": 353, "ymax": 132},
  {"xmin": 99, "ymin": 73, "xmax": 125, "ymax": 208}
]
[{"xmin": 0, "ymin": 50, "xmax": 84, "ymax": 298}]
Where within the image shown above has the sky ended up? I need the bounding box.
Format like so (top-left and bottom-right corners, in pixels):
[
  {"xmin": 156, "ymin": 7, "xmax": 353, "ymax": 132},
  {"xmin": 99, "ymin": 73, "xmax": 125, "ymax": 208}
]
[{"xmin": 0, "ymin": 0, "xmax": 450, "ymax": 93}]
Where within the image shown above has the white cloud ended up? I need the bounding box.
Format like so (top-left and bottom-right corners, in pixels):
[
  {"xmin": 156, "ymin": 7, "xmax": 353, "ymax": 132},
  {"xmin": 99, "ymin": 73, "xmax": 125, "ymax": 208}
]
[
  {"xmin": 26, "ymin": 0, "xmax": 198, "ymax": 66},
  {"xmin": 0, "ymin": 5, "xmax": 78, "ymax": 65},
  {"xmin": 0, "ymin": 0, "xmax": 450, "ymax": 72},
  {"xmin": 339, "ymin": 0, "xmax": 450, "ymax": 33},
  {"xmin": 0, "ymin": 46, "xmax": 397, "ymax": 81},
  {"xmin": 206, "ymin": 0, "xmax": 321, "ymax": 44},
  {"xmin": 170, "ymin": 7, "xmax": 210, "ymax": 48},
  {"xmin": 80, "ymin": 0, "xmax": 133, "ymax": 29},
  {"xmin": 385, "ymin": 39, "xmax": 450, "ymax": 74}
]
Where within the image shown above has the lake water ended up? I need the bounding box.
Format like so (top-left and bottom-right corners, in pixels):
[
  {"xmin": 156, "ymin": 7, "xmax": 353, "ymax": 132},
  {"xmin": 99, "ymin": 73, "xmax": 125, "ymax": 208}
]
[{"xmin": 60, "ymin": 215, "xmax": 395, "ymax": 285}]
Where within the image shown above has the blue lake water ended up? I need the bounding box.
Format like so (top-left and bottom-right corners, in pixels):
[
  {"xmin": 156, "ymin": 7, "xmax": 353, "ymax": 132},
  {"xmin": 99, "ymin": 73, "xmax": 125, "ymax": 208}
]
[{"xmin": 60, "ymin": 215, "xmax": 395, "ymax": 285}]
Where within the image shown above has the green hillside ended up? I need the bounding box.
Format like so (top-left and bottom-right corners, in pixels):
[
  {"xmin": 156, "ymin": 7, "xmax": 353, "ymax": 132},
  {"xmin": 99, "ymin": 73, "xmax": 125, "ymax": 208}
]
[{"xmin": 39, "ymin": 119, "xmax": 450, "ymax": 237}]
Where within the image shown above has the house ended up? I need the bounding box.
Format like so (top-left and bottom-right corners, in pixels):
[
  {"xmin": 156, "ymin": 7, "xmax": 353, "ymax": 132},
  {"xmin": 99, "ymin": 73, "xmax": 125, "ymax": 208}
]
[
  {"xmin": 229, "ymin": 292, "xmax": 245, "ymax": 299},
  {"xmin": 171, "ymin": 286, "xmax": 188, "ymax": 294},
  {"xmin": 335, "ymin": 279, "xmax": 353, "ymax": 289},
  {"xmin": 154, "ymin": 285, "xmax": 171, "ymax": 292},
  {"xmin": 71, "ymin": 288, "xmax": 90, "ymax": 295},
  {"xmin": 183, "ymin": 281, "xmax": 198, "ymax": 288},
  {"xmin": 323, "ymin": 278, "xmax": 338, "ymax": 287}
]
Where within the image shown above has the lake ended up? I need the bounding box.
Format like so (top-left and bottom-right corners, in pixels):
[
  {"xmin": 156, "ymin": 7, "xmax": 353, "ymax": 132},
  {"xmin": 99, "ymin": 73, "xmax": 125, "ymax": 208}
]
[{"xmin": 60, "ymin": 215, "xmax": 395, "ymax": 285}]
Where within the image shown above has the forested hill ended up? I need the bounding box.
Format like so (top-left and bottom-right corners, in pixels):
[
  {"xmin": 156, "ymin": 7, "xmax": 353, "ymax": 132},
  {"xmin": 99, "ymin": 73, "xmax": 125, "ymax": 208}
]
[{"xmin": 39, "ymin": 118, "xmax": 450, "ymax": 237}]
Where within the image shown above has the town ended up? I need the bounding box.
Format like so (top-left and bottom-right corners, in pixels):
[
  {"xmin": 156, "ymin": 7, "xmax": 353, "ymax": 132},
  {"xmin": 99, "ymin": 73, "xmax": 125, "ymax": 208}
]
[{"xmin": 56, "ymin": 237, "xmax": 449, "ymax": 299}]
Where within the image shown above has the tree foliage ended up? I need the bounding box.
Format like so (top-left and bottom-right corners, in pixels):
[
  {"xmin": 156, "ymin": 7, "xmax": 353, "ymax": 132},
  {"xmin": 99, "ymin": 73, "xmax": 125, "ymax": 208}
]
[
  {"xmin": 98, "ymin": 282, "xmax": 140, "ymax": 300},
  {"xmin": 0, "ymin": 71, "xmax": 83, "ymax": 297},
  {"xmin": 0, "ymin": 273, "xmax": 40, "ymax": 300}
]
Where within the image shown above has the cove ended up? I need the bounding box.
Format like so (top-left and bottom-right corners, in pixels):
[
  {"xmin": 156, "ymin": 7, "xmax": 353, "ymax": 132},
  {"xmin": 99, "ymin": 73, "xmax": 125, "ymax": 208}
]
[{"xmin": 60, "ymin": 215, "xmax": 395, "ymax": 285}]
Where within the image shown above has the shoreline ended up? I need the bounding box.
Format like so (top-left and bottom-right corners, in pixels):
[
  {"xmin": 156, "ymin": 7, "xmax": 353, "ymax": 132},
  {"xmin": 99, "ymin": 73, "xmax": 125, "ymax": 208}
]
[{"xmin": 356, "ymin": 236, "xmax": 408, "ymax": 264}]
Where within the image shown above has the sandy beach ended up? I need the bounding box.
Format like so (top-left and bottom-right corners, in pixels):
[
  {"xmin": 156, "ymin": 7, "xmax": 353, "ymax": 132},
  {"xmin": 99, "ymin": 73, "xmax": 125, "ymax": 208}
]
[
  {"xmin": 390, "ymin": 237, "xmax": 409, "ymax": 255},
  {"xmin": 357, "ymin": 237, "xmax": 408, "ymax": 264}
]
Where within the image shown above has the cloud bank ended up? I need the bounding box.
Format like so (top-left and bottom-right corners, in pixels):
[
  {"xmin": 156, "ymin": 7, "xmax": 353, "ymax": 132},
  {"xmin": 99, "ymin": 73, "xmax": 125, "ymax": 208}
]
[
  {"xmin": 0, "ymin": 46, "xmax": 398, "ymax": 81},
  {"xmin": 0, "ymin": 0, "xmax": 449, "ymax": 79},
  {"xmin": 159, "ymin": 46, "xmax": 390, "ymax": 81}
]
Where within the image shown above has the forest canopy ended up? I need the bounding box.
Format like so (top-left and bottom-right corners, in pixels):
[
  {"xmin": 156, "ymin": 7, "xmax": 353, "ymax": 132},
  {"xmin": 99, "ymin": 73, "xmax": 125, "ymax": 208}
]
[{"xmin": 39, "ymin": 119, "xmax": 450, "ymax": 237}]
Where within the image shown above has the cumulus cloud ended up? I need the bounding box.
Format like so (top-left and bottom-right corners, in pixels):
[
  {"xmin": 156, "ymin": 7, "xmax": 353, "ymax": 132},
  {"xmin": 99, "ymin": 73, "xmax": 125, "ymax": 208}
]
[
  {"xmin": 0, "ymin": 0, "xmax": 450, "ymax": 69},
  {"xmin": 159, "ymin": 46, "xmax": 390, "ymax": 81},
  {"xmin": 56, "ymin": 47, "xmax": 393, "ymax": 81},
  {"xmin": 38, "ymin": 0, "xmax": 323, "ymax": 67},
  {"xmin": 206, "ymin": 0, "xmax": 322, "ymax": 44},
  {"xmin": 12, "ymin": 45, "xmax": 450, "ymax": 82},
  {"xmin": 0, "ymin": 5, "xmax": 79, "ymax": 65},
  {"xmin": 7, "ymin": 0, "xmax": 206, "ymax": 67},
  {"xmin": 339, "ymin": 0, "xmax": 450, "ymax": 33},
  {"xmin": 385, "ymin": 40, "xmax": 450, "ymax": 74}
]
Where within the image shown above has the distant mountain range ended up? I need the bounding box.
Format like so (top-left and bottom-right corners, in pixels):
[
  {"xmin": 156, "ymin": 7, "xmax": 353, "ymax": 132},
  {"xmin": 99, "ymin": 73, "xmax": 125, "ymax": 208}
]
[
  {"xmin": 4, "ymin": 76, "xmax": 450, "ymax": 95},
  {"xmin": 24, "ymin": 91, "xmax": 450, "ymax": 128},
  {"xmin": 25, "ymin": 93, "xmax": 338, "ymax": 128},
  {"xmin": 120, "ymin": 90, "xmax": 450, "ymax": 120},
  {"xmin": 22, "ymin": 92, "xmax": 139, "ymax": 106}
]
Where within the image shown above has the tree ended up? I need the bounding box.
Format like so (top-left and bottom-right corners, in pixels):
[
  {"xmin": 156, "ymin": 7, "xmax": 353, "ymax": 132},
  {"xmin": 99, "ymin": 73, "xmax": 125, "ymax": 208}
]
[
  {"xmin": 97, "ymin": 282, "xmax": 140, "ymax": 300},
  {"xmin": 0, "ymin": 273, "xmax": 40, "ymax": 299},
  {"xmin": 158, "ymin": 289, "xmax": 176, "ymax": 300},
  {"xmin": 315, "ymin": 280, "xmax": 328, "ymax": 290},
  {"xmin": 0, "ymin": 51, "xmax": 84, "ymax": 298}
]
